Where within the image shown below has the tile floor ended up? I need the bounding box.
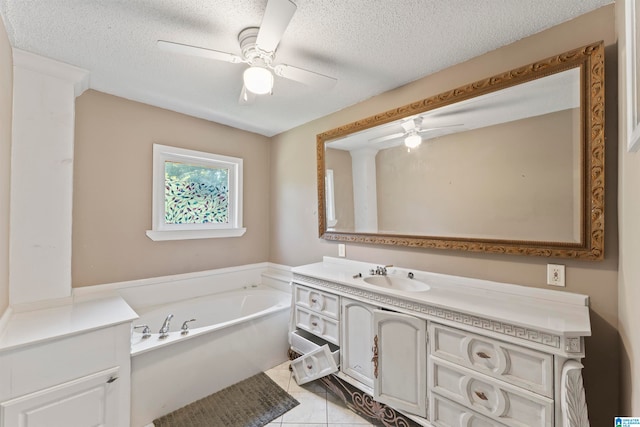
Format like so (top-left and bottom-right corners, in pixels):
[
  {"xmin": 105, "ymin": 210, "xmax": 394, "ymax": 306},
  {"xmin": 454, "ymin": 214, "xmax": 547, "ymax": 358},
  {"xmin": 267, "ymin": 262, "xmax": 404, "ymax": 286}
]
[{"xmin": 264, "ymin": 361, "xmax": 375, "ymax": 427}]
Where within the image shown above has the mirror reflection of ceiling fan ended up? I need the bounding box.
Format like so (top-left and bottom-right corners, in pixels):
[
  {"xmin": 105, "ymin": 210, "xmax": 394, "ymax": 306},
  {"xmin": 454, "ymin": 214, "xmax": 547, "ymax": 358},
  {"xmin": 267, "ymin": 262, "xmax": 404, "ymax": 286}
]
[
  {"xmin": 157, "ymin": 0, "xmax": 337, "ymax": 105},
  {"xmin": 370, "ymin": 117, "xmax": 463, "ymax": 148}
]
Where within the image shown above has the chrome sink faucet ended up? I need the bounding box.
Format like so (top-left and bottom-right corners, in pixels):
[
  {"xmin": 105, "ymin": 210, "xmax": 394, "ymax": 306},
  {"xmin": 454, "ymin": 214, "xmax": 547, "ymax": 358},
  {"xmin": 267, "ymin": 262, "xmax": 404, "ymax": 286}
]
[
  {"xmin": 370, "ymin": 265, "xmax": 393, "ymax": 276},
  {"xmin": 159, "ymin": 314, "xmax": 174, "ymax": 339}
]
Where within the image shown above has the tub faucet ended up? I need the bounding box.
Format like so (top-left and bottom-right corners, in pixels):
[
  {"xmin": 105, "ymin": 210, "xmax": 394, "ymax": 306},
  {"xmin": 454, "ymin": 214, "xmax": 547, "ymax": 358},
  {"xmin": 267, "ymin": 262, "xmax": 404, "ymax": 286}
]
[
  {"xmin": 181, "ymin": 319, "xmax": 196, "ymax": 335},
  {"xmin": 133, "ymin": 324, "xmax": 151, "ymax": 339},
  {"xmin": 159, "ymin": 314, "xmax": 174, "ymax": 339}
]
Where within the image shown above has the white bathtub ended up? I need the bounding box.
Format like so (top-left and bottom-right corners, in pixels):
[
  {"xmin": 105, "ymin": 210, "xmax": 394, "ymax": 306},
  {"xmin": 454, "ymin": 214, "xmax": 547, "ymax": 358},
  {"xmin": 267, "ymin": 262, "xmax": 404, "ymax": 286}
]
[{"xmin": 128, "ymin": 285, "xmax": 291, "ymax": 427}]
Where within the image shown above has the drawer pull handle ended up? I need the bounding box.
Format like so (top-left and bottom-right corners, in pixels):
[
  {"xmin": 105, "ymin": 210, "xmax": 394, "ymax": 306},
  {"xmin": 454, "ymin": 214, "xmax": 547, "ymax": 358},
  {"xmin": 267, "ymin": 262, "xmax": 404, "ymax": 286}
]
[
  {"xmin": 106, "ymin": 376, "xmax": 119, "ymax": 384},
  {"xmin": 307, "ymin": 364, "xmax": 313, "ymax": 370},
  {"xmin": 475, "ymin": 391, "xmax": 488, "ymax": 401},
  {"xmin": 476, "ymin": 351, "xmax": 491, "ymax": 359},
  {"xmin": 311, "ymin": 321, "xmax": 318, "ymax": 327},
  {"xmin": 371, "ymin": 335, "xmax": 379, "ymax": 379},
  {"xmin": 311, "ymin": 298, "xmax": 318, "ymax": 303}
]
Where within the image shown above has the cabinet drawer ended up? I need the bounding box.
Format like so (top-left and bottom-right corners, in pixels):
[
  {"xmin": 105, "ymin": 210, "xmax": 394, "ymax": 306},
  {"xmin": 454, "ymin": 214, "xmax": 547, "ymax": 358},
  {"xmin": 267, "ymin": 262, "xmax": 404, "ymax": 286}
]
[
  {"xmin": 430, "ymin": 358, "xmax": 553, "ymax": 427},
  {"xmin": 295, "ymin": 306, "xmax": 340, "ymax": 345},
  {"xmin": 429, "ymin": 323, "xmax": 553, "ymax": 398},
  {"xmin": 290, "ymin": 329, "xmax": 340, "ymax": 366},
  {"xmin": 431, "ymin": 393, "xmax": 508, "ymax": 427},
  {"xmin": 294, "ymin": 285, "xmax": 340, "ymax": 319},
  {"xmin": 290, "ymin": 330, "xmax": 339, "ymax": 386}
]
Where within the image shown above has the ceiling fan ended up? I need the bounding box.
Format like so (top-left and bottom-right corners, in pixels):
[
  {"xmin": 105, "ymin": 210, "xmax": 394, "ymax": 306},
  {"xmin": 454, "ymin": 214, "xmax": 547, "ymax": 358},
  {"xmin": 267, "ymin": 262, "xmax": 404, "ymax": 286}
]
[
  {"xmin": 157, "ymin": 0, "xmax": 337, "ymax": 104},
  {"xmin": 370, "ymin": 116, "xmax": 463, "ymax": 148}
]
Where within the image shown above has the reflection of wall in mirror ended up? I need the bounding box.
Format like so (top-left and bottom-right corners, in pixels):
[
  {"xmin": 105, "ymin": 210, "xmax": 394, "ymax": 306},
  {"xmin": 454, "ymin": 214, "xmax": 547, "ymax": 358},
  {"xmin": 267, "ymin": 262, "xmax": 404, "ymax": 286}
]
[
  {"xmin": 375, "ymin": 108, "xmax": 580, "ymax": 242},
  {"xmin": 325, "ymin": 148, "xmax": 354, "ymax": 230}
]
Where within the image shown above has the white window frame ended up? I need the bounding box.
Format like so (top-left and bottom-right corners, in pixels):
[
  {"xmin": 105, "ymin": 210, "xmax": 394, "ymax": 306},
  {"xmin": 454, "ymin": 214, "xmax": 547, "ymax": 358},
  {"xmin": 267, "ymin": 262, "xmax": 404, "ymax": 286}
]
[{"xmin": 146, "ymin": 144, "xmax": 246, "ymax": 241}]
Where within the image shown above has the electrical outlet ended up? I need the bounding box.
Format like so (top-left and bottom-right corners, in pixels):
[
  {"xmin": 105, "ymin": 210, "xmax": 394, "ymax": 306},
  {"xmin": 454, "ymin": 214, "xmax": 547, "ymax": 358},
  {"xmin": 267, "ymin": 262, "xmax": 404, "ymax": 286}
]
[
  {"xmin": 547, "ymin": 264, "xmax": 565, "ymax": 287},
  {"xmin": 338, "ymin": 244, "xmax": 346, "ymax": 257}
]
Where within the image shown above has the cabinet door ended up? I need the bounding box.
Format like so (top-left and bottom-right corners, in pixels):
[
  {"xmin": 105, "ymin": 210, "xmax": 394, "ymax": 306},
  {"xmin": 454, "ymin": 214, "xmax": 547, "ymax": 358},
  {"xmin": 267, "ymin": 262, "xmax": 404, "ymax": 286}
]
[
  {"xmin": 1, "ymin": 367, "xmax": 121, "ymax": 427},
  {"xmin": 373, "ymin": 310, "xmax": 427, "ymax": 417},
  {"xmin": 341, "ymin": 298, "xmax": 376, "ymax": 388}
]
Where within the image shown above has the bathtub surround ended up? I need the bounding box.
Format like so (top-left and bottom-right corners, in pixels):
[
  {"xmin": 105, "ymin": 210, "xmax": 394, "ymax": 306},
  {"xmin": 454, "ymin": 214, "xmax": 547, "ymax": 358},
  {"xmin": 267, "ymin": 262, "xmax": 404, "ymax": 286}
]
[
  {"xmin": 85, "ymin": 262, "xmax": 294, "ymax": 427},
  {"xmin": 0, "ymin": 261, "xmax": 291, "ymax": 426},
  {"xmin": 129, "ymin": 286, "xmax": 289, "ymax": 355}
]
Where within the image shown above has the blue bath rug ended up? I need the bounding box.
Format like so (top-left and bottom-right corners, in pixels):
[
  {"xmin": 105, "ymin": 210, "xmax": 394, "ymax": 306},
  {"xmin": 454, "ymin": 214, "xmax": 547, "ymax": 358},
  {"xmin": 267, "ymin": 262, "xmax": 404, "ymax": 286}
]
[{"xmin": 153, "ymin": 371, "xmax": 299, "ymax": 427}]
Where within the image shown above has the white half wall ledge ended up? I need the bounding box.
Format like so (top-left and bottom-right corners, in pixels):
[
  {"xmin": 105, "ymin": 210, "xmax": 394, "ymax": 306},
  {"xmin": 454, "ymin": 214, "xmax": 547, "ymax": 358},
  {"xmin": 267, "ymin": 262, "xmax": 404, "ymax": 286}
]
[{"xmin": 12, "ymin": 49, "xmax": 90, "ymax": 97}]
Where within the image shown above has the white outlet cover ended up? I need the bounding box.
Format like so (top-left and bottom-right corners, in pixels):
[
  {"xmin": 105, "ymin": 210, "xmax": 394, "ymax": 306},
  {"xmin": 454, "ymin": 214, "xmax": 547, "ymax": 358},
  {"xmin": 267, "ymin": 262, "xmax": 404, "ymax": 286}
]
[
  {"xmin": 338, "ymin": 244, "xmax": 346, "ymax": 257},
  {"xmin": 547, "ymin": 264, "xmax": 565, "ymax": 286}
]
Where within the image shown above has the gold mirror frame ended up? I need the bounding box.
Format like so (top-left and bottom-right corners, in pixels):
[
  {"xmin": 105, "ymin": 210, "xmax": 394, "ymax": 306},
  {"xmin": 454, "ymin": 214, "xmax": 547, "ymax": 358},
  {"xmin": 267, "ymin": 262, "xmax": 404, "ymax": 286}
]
[{"xmin": 317, "ymin": 41, "xmax": 604, "ymax": 260}]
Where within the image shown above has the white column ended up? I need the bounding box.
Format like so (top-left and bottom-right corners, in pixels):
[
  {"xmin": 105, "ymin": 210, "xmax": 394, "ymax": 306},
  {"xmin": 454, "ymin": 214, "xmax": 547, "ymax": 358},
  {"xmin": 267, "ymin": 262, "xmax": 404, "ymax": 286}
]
[
  {"xmin": 9, "ymin": 50, "xmax": 89, "ymax": 306},
  {"xmin": 350, "ymin": 148, "xmax": 379, "ymax": 233}
]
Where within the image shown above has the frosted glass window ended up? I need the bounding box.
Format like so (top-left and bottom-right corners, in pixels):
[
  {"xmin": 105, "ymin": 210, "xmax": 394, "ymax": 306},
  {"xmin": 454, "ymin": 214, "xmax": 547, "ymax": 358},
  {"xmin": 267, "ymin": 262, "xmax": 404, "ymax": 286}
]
[
  {"xmin": 146, "ymin": 144, "xmax": 245, "ymax": 241},
  {"xmin": 164, "ymin": 162, "xmax": 229, "ymax": 225}
]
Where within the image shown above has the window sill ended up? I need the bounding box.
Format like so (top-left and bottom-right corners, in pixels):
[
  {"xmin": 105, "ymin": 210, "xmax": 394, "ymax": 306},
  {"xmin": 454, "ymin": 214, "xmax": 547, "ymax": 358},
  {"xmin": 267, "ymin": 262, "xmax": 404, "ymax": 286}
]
[{"xmin": 145, "ymin": 228, "xmax": 247, "ymax": 241}]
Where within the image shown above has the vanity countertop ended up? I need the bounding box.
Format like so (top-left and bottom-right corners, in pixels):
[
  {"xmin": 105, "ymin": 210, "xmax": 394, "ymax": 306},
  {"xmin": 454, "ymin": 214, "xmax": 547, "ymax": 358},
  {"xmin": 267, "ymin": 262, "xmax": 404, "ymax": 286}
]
[{"xmin": 292, "ymin": 257, "xmax": 591, "ymax": 339}]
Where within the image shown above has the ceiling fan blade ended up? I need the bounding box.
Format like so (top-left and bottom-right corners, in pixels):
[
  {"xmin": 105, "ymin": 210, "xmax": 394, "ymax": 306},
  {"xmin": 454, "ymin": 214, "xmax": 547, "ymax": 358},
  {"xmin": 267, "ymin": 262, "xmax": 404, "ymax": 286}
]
[
  {"xmin": 157, "ymin": 40, "xmax": 243, "ymax": 63},
  {"xmin": 255, "ymin": 0, "xmax": 297, "ymax": 53},
  {"xmin": 417, "ymin": 124, "xmax": 464, "ymax": 133},
  {"xmin": 239, "ymin": 85, "xmax": 256, "ymax": 105},
  {"xmin": 369, "ymin": 132, "xmax": 404, "ymax": 144},
  {"xmin": 273, "ymin": 64, "xmax": 337, "ymax": 89}
]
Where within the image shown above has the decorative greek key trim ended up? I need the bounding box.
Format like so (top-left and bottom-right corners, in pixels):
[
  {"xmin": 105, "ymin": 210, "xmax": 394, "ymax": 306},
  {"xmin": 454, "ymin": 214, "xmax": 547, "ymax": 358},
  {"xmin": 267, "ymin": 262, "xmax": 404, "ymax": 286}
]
[{"xmin": 294, "ymin": 274, "xmax": 561, "ymax": 349}]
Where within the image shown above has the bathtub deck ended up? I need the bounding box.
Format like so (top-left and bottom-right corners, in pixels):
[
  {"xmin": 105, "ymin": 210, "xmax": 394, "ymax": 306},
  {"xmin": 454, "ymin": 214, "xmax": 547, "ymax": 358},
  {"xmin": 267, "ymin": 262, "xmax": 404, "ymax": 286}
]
[{"xmin": 265, "ymin": 361, "xmax": 374, "ymax": 426}]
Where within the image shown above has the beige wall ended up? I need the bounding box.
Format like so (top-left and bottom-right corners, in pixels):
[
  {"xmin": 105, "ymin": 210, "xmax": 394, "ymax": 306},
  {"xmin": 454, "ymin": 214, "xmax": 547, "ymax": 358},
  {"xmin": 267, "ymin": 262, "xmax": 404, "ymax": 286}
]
[
  {"xmin": 270, "ymin": 6, "xmax": 618, "ymax": 425},
  {"xmin": 72, "ymin": 90, "xmax": 271, "ymax": 287},
  {"xmin": 617, "ymin": 0, "xmax": 640, "ymax": 416},
  {"xmin": 375, "ymin": 110, "xmax": 577, "ymax": 240},
  {"xmin": 0, "ymin": 16, "xmax": 11, "ymax": 314}
]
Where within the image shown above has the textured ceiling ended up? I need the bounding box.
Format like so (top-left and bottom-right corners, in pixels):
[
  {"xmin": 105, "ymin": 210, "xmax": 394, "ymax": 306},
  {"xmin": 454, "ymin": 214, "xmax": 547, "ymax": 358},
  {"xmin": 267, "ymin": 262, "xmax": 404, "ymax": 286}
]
[{"xmin": 0, "ymin": 0, "xmax": 612, "ymax": 136}]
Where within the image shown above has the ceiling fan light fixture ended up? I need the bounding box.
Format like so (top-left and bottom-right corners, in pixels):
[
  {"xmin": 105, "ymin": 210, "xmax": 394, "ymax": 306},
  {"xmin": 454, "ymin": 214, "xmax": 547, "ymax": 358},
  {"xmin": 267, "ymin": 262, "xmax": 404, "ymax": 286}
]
[
  {"xmin": 243, "ymin": 66, "xmax": 274, "ymax": 95},
  {"xmin": 404, "ymin": 133, "xmax": 422, "ymax": 148}
]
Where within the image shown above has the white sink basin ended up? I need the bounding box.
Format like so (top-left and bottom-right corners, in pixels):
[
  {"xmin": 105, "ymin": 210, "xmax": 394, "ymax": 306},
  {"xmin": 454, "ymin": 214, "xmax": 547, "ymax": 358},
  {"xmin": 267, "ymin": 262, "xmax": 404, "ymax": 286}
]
[{"xmin": 363, "ymin": 275, "xmax": 430, "ymax": 292}]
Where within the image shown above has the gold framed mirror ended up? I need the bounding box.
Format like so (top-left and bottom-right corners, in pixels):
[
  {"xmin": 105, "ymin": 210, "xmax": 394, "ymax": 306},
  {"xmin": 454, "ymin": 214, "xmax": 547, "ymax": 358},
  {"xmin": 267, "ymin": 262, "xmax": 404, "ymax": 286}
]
[{"xmin": 317, "ymin": 41, "xmax": 604, "ymax": 260}]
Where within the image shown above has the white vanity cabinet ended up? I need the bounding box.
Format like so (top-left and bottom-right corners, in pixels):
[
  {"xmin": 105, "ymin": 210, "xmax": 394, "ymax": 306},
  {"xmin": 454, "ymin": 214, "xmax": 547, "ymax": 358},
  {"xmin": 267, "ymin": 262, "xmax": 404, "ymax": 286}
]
[
  {"xmin": 341, "ymin": 298, "xmax": 376, "ymax": 388},
  {"xmin": 294, "ymin": 284, "xmax": 340, "ymax": 345},
  {"xmin": 341, "ymin": 298, "xmax": 427, "ymax": 417},
  {"xmin": 429, "ymin": 323, "xmax": 554, "ymax": 427},
  {"xmin": 373, "ymin": 310, "xmax": 427, "ymax": 417},
  {"xmin": 290, "ymin": 258, "xmax": 592, "ymax": 427}
]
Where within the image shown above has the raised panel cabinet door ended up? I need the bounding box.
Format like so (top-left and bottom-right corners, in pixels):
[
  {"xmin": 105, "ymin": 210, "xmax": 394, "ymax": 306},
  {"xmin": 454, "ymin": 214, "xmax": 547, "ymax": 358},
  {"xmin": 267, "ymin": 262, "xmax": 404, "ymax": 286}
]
[
  {"xmin": 373, "ymin": 310, "xmax": 427, "ymax": 417},
  {"xmin": 341, "ymin": 298, "xmax": 377, "ymax": 388},
  {"xmin": 0, "ymin": 367, "xmax": 121, "ymax": 427}
]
